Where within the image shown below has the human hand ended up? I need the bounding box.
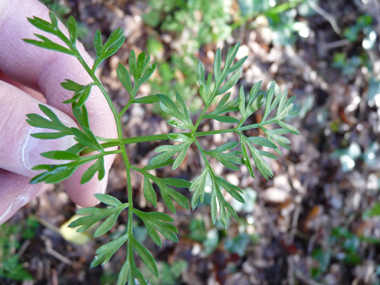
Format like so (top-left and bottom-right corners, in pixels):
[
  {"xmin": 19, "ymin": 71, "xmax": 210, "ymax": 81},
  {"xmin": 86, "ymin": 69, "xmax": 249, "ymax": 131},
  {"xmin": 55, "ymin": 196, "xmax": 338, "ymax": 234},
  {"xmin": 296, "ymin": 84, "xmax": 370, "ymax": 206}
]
[{"xmin": 0, "ymin": 0, "xmax": 117, "ymax": 224}]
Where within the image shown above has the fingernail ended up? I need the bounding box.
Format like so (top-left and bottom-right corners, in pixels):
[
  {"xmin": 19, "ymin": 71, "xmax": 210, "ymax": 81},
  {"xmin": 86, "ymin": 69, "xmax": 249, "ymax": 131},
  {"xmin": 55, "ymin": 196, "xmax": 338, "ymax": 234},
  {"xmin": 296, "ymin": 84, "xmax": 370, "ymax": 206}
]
[
  {"xmin": 23, "ymin": 127, "xmax": 77, "ymax": 170},
  {"xmin": 0, "ymin": 197, "xmax": 28, "ymax": 225}
]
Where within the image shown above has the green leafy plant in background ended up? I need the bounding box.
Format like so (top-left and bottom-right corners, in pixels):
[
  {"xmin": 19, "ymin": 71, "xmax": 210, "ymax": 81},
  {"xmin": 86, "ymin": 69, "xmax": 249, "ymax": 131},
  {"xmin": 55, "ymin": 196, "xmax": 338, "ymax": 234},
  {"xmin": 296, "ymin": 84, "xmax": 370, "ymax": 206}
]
[
  {"xmin": 311, "ymin": 226, "xmax": 380, "ymax": 280},
  {"xmin": 24, "ymin": 12, "xmax": 299, "ymax": 284},
  {"xmin": 237, "ymin": 0, "xmax": 311, "ymax": 46},
  {"xmin": 145, "ymin": 0, "xmax": 233, "ymax": 113},
  {"xmin": 311, "ymin": 203, "xmax": 380, "ymax": 282},
  {"xmin": 332, "ymin": 14, "xmax": 374, "ymax": 77},
  {"xmin": 143, "ymin": 0, "xmax": 232, "ymax": 45},
  {"xmin": 0, "ymin": 217, "xmax": 38, "ymax": 282},
  {"xmin": 145, "ymin": 0, "xmax": 309, "ymax": 117},
  {"xmin": 142, "ymin": 259, "xmax": 188, "ymax": 285}
]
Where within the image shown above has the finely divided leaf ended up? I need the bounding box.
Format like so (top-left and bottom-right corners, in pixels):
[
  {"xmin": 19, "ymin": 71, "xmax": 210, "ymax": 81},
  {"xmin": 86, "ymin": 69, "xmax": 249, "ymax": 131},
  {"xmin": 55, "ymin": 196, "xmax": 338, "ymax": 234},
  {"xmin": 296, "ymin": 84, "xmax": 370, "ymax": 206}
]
[
  {"xmin": 117, "ymin": 62, "xmax": 133, "ymax": 94},
  {"xmin": 133, "ymin": 209, "xmax": 178, "ymax": 246},
  {"xmin": 67, "ymin": 15, "xmax": 78, "ymax": 44},
  {"xmin": 134, "ymin": 95, "xmax": 161, "ymax": 104},
  {"xmin": 132, "ymin": 237, "xmax": 158, "ymax": 276},
  {"xmin": 61, "ymin": 79, "xmax": 84, "ymax": 92},
  {"xmin": 247, "ymin": 137, "xmax": 277, "ymax": 149},
  {"xmin": 248, "ymin": 81, "xmax": 262, "ymax": 105},
  {"xmin": 149, "ymin": 140, "xmax": 193, "ymax": 170},
  {"xmin": 69, "ymin": 203, "xmax": 127, "ymax": 235},
  {"xmin": 91, "ymin": 234, "xmax": 128, "ymax": 268},
  {"xmin": 140, "ymin": 62, "xmax": 158, "ymax": 84},
  {"xmin": 197, "ymin": 61, "xmax": 205, "ymax": 86},
  {"xmin": 142, "ymin": 159, "xmax": 175, "ymax": 171},
  {"xmin": 241, "ymin": 140, "xmax": 255, "ymax": 179},
  {"xmin": 94, "ymin": 193, "xmax": 122, "ymax": 206},
  {"xmin": 30, "ymin": 164, "xmax": 79, "ymax": 184},
  {"xmin": 135, "ymin": 52, "xmax": 150, "ymax": 79},
  {"xmin": 216, "ymin": 177, "xmax": 245, "ymax": 203},
  {"xmin": 168, "ymin": 133, "xmax": 190, "ymax": 143},
  {"xmin": 69, "ymin": 207, "xmax": 114, "ymax": 232},
  {"xmin": 218, "ymin": 67, "xmax": 243, "ymax": 95},
  {"xmin": 229, "ymin": 56, "xmax": 247, "ymax": 73},
  {"xmin": 71, "ymin": 127, "xmax": 104, "ymax": 152},
  {"xmin": 81, "ymin": 157, "xmax": 105, "ymax": 184},
  {"xmin": 40, "ymin": 150, "xmax": 80, "ymax": 161},
  {"xmin": 26, "ymin": 104, "xmax": 72, "ymax": 139},
  {"xmin": 172, "ymin": 142, "xmax": 191, "ymax": 170},
  {"xmin": 158, "ymin": 94, "xmax": 194, "ymax": 130},
  {"xmin": 24, "ymin": 35, "xmax": 75, "ymax": 55},
  {"xmin": 129, "ymin": 50, "xmax": 136, "ymax": 75},
  {"xmin": 117, "ymin": 261, "xmax": 130, "ymax": 285},
  {"xmin": 278, "ymin": 121, "xmax": 300, "ymax": 135},
  {"xmin": 190, "ymin": 168, "xmax": 208, "ymax": 209},
  {"xmin": 224, "ymin": 42, "xmax": 241, "ymax": 71},
  {"xmin": 161, "ymin": 178, "xmax": 191, "ymax": 188},
  {"xmin": 27, "ymin": 16, "xmax": 57, "ymax": 34},
  {"xmin": 239, "ymin": 86, "xmax": 246, "ymax": 118},
  {"xmin": 245, "ymin": 141, "xmax": 273, "ymax": 180},
  {"xmin": 204, "ymin": 142, "xmax": 243, "ymax": 171},
  {"xmin": 143, "ymin": 176, "xmax": 157, "ymax": 207},
  {"xmin": 93, "ymin": 28, "xmax": 125, "ymax": 71},
  {"xmin": 149, "ymin": 144, "xmax": 182, "ymax": 165},
  {"xmin": 204, "ymin": 93, "xmax": 239, "ymax": 122},
  {"xmin": 94, "ymin": 212, "xmax": 120, "ymax": 237},
  {"xmin": 262, "ymin": 82, "xmax": 275, "ymax": 122},
  {"xmin": 68, "ymin": 139, "xmax": 86, "ymax": 153},
  {"xmin": 141, "ymin": 172, "xmax": 190, "ymax": 213},
  {"xmin": 72, "ymin": 103, "xmax": 90, "ymax": 129},
  {"xmin": 213, "ymin": 48, "xmax": 221, "ymax": 81}
]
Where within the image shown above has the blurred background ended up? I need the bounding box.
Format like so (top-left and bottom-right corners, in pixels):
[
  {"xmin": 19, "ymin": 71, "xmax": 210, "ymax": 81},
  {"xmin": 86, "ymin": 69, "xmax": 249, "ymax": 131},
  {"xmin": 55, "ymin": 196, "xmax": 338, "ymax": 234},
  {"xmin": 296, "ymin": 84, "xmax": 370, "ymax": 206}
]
[{"xmin": 2, "ymin": 0, "xmax": 380, "ymax": 284}]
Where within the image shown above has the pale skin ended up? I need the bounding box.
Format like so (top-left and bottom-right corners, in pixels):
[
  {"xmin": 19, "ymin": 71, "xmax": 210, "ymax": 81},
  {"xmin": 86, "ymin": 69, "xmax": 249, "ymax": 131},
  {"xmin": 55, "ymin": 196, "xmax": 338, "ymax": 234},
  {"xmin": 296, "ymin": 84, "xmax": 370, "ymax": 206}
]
[{"xmin": 0, "ymin": 0, "xmax": 118, "ymax": 224}]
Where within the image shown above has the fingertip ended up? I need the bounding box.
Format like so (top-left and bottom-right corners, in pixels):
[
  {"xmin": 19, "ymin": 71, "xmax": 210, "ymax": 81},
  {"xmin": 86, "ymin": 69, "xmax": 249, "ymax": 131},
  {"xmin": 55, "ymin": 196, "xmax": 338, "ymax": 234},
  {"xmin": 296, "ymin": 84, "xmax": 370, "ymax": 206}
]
[{"xmin": 0, "ymin": 170, "xmax": 45, "ymax": 225}]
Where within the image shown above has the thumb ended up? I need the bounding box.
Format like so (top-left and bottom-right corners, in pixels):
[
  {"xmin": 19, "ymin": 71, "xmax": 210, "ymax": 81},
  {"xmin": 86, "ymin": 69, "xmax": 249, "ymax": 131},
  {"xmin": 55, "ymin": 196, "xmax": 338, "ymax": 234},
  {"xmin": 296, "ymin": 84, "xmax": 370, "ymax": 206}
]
[{"xmin": 0, "ymin": 81, "xmax": 78, "ymax": 177}]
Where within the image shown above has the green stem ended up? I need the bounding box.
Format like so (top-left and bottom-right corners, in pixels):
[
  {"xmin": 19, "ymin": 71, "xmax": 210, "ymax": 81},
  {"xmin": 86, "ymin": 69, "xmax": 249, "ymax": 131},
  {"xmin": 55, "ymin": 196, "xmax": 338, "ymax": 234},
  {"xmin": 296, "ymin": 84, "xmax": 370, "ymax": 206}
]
[
  {"xmin": 74, "ymin": 50, "xmax": 136, "ymax": 271},
  {"xmin": 191, "ymin": 71, "xmax": 225, "ymax": 134},
  {"xmin": 75, "ymin": 149, "xmax": 121, "ymax": 164},
  {"xmin": 75, "ymin": 53, "xmax": 123, "ymax": 140},
  {"xmin": 118, "ymin": 81, "xmax": 142, "ymax": 119},
  {"xmin": 83, "ymin": 119, "xmax": 283, "ymax": 155},
  {"xmin": 83, "ymin": 123, "xmax": 272, "ymax": 155},
  {"xmin": 194, "ymin": 140, "xmax": 210, "ymax": 168},
  {"xmin": 192, "ymin": 106, "xmax": 209, "ymax": 133},
  {"xmin": 118, "ymin": 99, "xmax": 133, "ymax": 119},
  {"xmin": 96, "ymin": 136, "xmax": 120, "ymax": 143},
  {"xmin": 237, "ymin": 118, "xmax": 278, "ymax": 132},
  {"xmin": 120, "ymin": 144, "xmax": 134, "ymax": 265},
  {"xmin": 121, "ymin": 128, "xmax": 236, "ymax": 144}
]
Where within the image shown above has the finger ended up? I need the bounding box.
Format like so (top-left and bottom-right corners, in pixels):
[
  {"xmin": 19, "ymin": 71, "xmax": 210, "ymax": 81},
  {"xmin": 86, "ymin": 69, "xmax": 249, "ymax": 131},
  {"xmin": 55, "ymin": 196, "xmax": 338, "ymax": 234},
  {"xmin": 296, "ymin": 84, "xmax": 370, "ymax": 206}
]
[
  {"xmin": 0, "ymin": 0, "xmax": 117, "ymax": 136},
  {"xmin": 0, "ymin": 169, "xmax": 47, "ymax": 225},
  {"xmin": 0, "ymin": 0, "xmax": 118, "ymax": 207},
  {"xmin": 0, "ymin": 69, "xmax": 46, "ymax": 102},
  {"xmin": 0, "ymin": 80, "xmax": 113, "ymax": 207},
  {"xmin": 0, "ymin": 80, "xmax": 77, "ymax": 177}
]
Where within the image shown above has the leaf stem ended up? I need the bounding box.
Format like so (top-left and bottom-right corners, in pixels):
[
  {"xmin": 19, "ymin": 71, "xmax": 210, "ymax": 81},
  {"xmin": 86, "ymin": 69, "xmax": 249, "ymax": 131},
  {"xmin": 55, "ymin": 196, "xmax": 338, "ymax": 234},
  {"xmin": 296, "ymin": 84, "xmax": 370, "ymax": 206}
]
[
  {"xmin": 118, "ymin": 99, "xmax": 133, "ymax": 119},
  {"xmin": 192, "ymin": 71, "xmax": 225, "ymax": 134},
  {"xmin": 194, "ymin": 140, "xmax": 211, "ymax": 169},
  {"xmin": 74, "ymin": 52, "xmax": 123, "ymax": 140},
  {"xmin": 192, "ymin": 106, "xmax": 209, "ymax": 133},
  {"xmin": 74, "ymin": 48, "xmax": 136, "ymax": 271},
  {"xmin": 85, "ymin": 119, "xmax": 282, "ymax": 156},
  {"xmin": 118, "ymin": 82, "xmax": 142, "ymax": 119},
  {"xmin": 120, "ymin": 143, "xmax": 135, "ymax": 271},
  {"xmin": 84, "ymin": 124, "xmax": 274, "ymax": 155}
]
